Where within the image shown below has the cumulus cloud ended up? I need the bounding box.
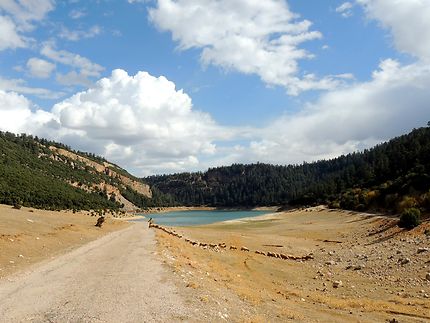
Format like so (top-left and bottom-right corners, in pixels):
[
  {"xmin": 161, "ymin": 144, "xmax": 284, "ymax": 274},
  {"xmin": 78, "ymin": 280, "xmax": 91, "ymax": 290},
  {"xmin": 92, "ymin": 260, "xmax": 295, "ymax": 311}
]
[
  {"xmin": 358, "ymin": 0, "xmax": 430, "ymax": 61},
  {"xmin": 149, "ymin": 0, "xmax": 345, "ymax": 95},
  {"xmin": 26, "ymin": 57, "xmax": 55, "ymax": 79},
  {"xmin": 51, "ymin": 70, "xmax": 221, "ymax": 161},
  {"xmin": 0, "ymin": 69, "xmax": 228, "ymax": 174},
  {"xmin": 0, "ymin": 58, "xmax": 429, "ymax": 176},
  {"xmin": 0, "ymin": 89, "xmax": 56, "ymax": 134}
]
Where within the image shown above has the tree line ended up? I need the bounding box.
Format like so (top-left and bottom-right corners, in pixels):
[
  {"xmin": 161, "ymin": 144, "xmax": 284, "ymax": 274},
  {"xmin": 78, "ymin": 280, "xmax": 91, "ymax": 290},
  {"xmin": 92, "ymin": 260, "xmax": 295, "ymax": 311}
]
[{"xmin": 145, "ymin": 126, "xmax": 430, "ymax": 214}]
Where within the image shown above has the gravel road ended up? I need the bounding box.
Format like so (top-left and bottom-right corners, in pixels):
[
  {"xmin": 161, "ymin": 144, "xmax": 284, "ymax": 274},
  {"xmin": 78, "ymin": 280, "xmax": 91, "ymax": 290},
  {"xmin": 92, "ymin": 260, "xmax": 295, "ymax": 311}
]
[{"xmin": 0, "ymin": 223, "xmax": 193, "ymax": 322}]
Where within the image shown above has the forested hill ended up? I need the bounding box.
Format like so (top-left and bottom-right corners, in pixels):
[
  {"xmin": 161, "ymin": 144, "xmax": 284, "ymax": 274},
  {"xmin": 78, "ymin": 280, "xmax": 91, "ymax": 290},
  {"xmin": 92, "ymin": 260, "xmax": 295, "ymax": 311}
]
[
  {"xmin": 0, "ymin": 132, "xmax": 155, "ymax": 211},
  {"xmin": 145, "ymin": 126, "xmax": 430, "ymax": 214}
]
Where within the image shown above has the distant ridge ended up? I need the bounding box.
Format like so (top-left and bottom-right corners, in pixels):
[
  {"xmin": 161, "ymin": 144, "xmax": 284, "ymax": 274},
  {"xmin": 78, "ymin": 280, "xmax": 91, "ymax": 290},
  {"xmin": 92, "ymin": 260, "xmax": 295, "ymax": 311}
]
[{"xmin": 145, "ymin": 126, "xmax": 430, "ymax": 214}]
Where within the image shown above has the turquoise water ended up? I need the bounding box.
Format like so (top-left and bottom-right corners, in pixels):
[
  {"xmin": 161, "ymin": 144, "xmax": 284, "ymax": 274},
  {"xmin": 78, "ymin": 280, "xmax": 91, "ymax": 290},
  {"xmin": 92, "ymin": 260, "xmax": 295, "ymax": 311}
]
[{"xmin": 134, "ymin": 210, "xmax": 270, "ymax": 227}]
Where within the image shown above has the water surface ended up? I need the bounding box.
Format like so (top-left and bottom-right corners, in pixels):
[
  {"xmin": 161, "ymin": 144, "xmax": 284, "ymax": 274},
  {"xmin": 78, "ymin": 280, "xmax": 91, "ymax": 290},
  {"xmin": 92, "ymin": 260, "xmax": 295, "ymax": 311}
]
[{"xmin": 135, "ymin": 210, "xmax": 270, "ymax": 227}]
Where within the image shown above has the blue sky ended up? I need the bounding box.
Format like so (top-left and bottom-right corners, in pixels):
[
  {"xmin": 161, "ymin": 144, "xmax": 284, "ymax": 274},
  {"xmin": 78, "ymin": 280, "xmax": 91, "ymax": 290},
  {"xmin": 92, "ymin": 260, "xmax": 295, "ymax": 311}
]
[{"xmin": 0, "ymin": 0, "xmax": 429, "ymax": 175}]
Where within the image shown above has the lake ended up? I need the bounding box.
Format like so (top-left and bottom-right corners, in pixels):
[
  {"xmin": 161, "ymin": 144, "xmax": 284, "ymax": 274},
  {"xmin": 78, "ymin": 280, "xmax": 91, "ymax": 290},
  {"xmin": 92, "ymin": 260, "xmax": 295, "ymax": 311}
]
[{"xmin": 134, "ymin": 210, "xmax": 271, "ymax": 226}]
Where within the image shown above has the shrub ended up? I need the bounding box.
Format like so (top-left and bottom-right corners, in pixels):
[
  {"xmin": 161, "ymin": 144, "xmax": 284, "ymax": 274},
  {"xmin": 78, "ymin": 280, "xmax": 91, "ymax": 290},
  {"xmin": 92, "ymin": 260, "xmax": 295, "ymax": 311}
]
[
  {"xmin": 398, "ymin": 207, "xmax": 421, "ymax": 229},
  {"xmin": 397, "ymin": 196, "xmax": 418, "ymax": 213}
]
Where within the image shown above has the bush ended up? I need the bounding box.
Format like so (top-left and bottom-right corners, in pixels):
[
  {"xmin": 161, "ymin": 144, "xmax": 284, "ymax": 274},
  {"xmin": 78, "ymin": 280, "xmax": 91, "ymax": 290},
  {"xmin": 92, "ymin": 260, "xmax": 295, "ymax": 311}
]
[{"xmin": 398, "ymin": 207, "xmax": 421, "ymax": 229}]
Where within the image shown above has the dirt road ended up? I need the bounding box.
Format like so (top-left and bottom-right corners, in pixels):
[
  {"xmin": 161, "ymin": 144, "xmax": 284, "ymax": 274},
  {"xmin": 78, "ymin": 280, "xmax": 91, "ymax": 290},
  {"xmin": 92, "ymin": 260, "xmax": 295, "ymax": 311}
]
[{"xmin": 0, "ymin": 223, "xmax": 193, "ymax": 322}]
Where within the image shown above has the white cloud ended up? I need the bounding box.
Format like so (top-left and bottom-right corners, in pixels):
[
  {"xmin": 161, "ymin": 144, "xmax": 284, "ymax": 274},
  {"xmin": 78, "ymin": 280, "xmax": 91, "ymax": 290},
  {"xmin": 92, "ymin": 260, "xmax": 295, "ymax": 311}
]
[
  {"xmin": 41, "ymin": 42, "xmax": 104, "ymax": 77},
  {"xmin": 0, "ymin": 89, "xmax": 56, "ymax": 134},
  {"xmin": 56, "ymin": 71, "xmax": 93, "ymax": 87},
  {"xmin": 58, "ymin": 25, "xmax": 102, "ymax": 41},
  {"xmin": 336, "ymin": 2, "xmax": 354, "ymax": 18},
  {"xmin": 149, "ymin": 0, "xmax": 344, "ymax": 95},
  {"xmin": 358, "ymin": 0, "xmax": 430, "ymax": 61},
  {"xmin": 26, "ymin": 57, "xmax": 55, "ymax": 78},
  {"xmin": 235, "ymin": 59, "xmax": 430, "ymax": 165},
  {"xmin": 40, "ymin": 42, "xmax": 104, "ymax": 86},
  {"xmin": 0, "ymin": 0, "xmax": 54, "ymax": 31},
  {"xmin": 0, "ymin": 15, "xmax": 25, "ymax": 50},
  {"xmin": 69, "ymin": 9, "xmax": 86, "ymax": 19},
  {"xmin": 0, "ymin": 76, "xmax": 64, "ymax": 99},
  {"xmin": 0, "ymin": 60, "xmax": 429, "ymax": 176},
  {"xmin": 48, "ymin": 69, "xmax": 223, "ymax": 174},
  {"xmin": 0, "ymin": 0, "xmax": 54, "ymax": 51}
]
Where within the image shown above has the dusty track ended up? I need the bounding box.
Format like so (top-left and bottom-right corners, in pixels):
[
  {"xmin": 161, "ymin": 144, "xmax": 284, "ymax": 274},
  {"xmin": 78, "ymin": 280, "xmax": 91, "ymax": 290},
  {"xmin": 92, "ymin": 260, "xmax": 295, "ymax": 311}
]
[{"xmin": 0, "ymin": 223, "xmax": 193, "ymax": 322}]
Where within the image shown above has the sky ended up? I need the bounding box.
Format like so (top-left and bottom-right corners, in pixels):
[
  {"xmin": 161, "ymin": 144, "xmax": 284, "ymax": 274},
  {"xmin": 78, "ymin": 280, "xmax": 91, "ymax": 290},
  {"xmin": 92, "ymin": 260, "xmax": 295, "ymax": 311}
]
[{"xmin": 0, "ymin": 0, "xmax": 429, "ymax": 176}]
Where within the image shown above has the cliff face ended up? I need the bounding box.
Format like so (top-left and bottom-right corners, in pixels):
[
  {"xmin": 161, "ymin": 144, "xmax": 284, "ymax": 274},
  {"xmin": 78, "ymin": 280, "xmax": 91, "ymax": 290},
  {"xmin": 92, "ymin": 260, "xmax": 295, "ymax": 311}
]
[{"xmin": 49, "ymin": 146, "xmax": 152, "ymax": 211}]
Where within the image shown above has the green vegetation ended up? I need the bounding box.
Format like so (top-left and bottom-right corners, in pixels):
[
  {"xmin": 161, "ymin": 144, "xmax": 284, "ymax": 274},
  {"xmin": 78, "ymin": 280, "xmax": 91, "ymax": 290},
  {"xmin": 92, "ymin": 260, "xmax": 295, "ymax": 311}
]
[
  {"xmin": 399, "ymin": 208, "xmax": 421, "ymax": 229},
  {"xmin": 145, "ymin": 126, "xmax": 430, "ymax": 215},
  {"xmin": 0, "ymin": 132, "xmax": 147, "ymax": 211},
  {"xmin": 2, "ymin": 125, "xmax": 429, "ymax": 217},
  {"xmin": 120, "ymin": 186, "xmax": 177, "ymax": 209}
]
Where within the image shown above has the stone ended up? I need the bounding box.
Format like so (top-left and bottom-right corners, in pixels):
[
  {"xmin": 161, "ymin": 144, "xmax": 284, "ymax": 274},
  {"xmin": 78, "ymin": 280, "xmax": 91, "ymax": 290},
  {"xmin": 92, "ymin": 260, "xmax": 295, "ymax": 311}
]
[
  {"xmin": 333, "ymin": 280, "xmax": 343, "ymax": 288},
  {"xmin": 398, "ymin": 258, "xmax": 410, "ymax": 265},
  {"xmin": 426, "ymin": 273, "xmax": 430, "ymax": 281},
  {"xmin": 326, "ymin": 260, "xmax": 336, "ymax": 266}
]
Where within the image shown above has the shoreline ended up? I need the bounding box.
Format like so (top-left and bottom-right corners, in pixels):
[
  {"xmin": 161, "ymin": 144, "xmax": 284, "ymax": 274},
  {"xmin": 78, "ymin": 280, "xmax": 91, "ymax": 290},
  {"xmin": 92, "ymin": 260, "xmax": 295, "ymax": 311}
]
[{"xmin": 134, "ymin": 205, "xmax": 279, "ymax": 215}]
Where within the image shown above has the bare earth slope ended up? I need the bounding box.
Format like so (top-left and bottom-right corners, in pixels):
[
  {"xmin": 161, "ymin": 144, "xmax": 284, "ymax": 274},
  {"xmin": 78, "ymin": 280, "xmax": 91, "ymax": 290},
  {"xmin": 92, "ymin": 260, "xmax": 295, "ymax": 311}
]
[
  {"xmin": 0, "ymin": 223, "xmax": 195, "ymax": 323},
  {"xmin": 156, "ymin": 208, "xmax": 430, "ymax": 322}
]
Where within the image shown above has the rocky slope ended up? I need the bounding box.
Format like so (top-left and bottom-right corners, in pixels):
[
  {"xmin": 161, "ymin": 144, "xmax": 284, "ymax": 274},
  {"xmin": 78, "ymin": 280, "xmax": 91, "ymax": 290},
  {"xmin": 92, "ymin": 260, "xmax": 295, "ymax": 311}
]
[{"xmin": 0, "ymin": 132, "xmax": 152, "ymax": 211}]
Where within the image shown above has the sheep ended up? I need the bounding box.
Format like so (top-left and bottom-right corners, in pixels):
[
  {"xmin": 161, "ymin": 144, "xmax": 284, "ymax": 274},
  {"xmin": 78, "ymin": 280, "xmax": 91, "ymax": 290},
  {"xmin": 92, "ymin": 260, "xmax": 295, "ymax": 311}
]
[
  {"xmin": 241, "ymin": 246, "xmax": 250, "ymax": 252},
  {"xmin": 230, "ymin": 245, "xmax": 237, "ymax": 250}
]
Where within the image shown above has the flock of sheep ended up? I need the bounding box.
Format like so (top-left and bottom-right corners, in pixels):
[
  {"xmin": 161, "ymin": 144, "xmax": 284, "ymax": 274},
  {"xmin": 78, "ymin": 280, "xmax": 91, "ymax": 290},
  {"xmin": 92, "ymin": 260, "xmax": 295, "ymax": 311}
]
[{"xmin": 148, "ymin": 222, "xmax": 314, "ymax": 262}]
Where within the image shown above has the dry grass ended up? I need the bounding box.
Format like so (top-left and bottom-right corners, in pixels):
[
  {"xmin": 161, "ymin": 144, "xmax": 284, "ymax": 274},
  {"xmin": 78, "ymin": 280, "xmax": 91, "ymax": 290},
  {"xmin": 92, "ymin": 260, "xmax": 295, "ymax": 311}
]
[
  {"xmin": 0, "ymin": 204, "xmax": 128, "ymax": 278},
  {"xmin": 156, "ymin": 208, "xmax": 430, "ymax": 322}
]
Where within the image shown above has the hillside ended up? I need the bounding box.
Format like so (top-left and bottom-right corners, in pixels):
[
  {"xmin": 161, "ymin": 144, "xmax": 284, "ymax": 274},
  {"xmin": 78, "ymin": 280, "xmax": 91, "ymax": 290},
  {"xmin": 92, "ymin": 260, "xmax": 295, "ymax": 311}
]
[
  {"xmin": 0, "ymin": 132, "xmax": 152, "ymax": 211},
  {"xmin": 145, "ymin": 126, "xmax": 430, "ymax": 214}
]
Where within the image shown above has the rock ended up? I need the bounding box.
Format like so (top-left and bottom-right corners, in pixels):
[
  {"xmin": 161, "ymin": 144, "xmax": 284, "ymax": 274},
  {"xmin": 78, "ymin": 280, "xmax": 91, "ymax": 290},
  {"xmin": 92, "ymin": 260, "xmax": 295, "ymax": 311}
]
[
  {"xmin": 354, "ymin": 264, "xmax": 365, "ymax": 270},
  {"xmin": 418, "ymin": 247, "xmax": 429, "ymax": 253},
  {"xmin": 333, "ymin": 280, "xmax": 343, "ymax": 288},
  {"xmin": 326, "ymin": 260, "xmax": 336, "ymax": 266},
  {"xmin": 426, "ymin": 273, "xmax": 430, "ymax": 281},
  {"xmin": 398, "ymin": 258, "xmax": 410, "ymax": 265}
]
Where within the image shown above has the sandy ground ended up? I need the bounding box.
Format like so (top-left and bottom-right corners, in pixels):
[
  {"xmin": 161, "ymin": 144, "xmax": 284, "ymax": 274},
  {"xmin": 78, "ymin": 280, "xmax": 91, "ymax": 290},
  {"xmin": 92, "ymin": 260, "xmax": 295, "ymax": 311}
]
[
  {"xmin": 2, "ymin": 204, "xmax": 430, "ymax": 322},
  {"xmin": 0, "ymin": 204, "xmax": 129, "ymax": 278},
  {"xmin": 156, "ymin": 208, "xmax": 430, "ymax": 322},
  {"xmin": 0, "ymin": 221, "xmax": 208, "ymax": 322}
]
